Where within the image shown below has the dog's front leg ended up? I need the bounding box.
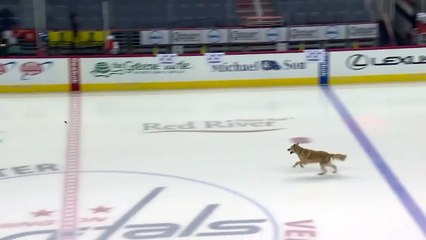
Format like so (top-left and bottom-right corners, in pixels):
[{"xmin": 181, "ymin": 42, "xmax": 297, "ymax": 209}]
[{"xmin": 292, "ymin": 161, "xmax": 304, "ymax": 168}]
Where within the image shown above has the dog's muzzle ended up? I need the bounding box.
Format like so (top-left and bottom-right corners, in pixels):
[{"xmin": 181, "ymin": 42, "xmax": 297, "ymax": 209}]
[{"xmin": 287, "ymin": 148, "xmax": 294, "ymax": 154}]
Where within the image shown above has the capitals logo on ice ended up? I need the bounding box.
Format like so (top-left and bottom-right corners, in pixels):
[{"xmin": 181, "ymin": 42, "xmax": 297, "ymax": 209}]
[
  {"xmin": 143, "ymin": 118, "xmax": 293, "ymax": 133},
  {"xmin": 0, "ymin": 164, "xmax": 279, "ymax": 239},
  {"xmin": 19, "ymin": 61, "xmax": 53, "ymax": 80},
  {"xmin": 0, "ymin": 61, "xmax": 17, "ymax": 76}
]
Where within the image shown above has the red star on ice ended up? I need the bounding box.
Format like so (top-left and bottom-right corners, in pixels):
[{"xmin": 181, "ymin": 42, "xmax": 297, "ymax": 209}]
[
  {"xmin": 31, "ymin": 210, "xmax": 55, "ymax": 217},
  {"xmin": 90, "ymin": 206, "xmax": 112, "ymax": 214}
]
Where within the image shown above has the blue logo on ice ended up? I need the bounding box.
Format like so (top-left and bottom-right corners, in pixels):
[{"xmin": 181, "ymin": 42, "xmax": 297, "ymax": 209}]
[
  {"xmin": 208, "ymin": 30, "xmax": 221, "ymax": 43},
  {"xmin": 149, "ymin": 31, "xmax": 162, "ymax": 44}
]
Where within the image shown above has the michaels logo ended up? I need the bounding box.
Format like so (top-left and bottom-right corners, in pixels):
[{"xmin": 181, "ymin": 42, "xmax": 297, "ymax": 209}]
[
  {"xmin": 211, "ymin": 60, "xmax": 306, "ymax": 72},
  {"xmin": 211, "ymin": 61, "xmax": 261, "ymax": 72},
  {"xmin": 143, "ymin": 118, "xmax": 292, "ymax": 133},
  {"xmin": 261, "ymin": 60, "xmax": 307, "ymax": 70}
]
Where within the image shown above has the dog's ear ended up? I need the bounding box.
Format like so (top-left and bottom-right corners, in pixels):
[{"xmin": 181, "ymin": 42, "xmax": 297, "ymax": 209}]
[{"xmin": 296, "ymin": 143, "xmax": 299, "ymax": 146}]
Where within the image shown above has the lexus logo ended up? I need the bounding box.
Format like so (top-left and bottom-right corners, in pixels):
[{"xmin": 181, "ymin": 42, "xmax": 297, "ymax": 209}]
[
  {"xmin": 346, "ymin": 54, "xmax": 426, "ymax": 70},
  {"xmin": 346, "ymin": 54, "xmax": 369, "ymax": 70}
]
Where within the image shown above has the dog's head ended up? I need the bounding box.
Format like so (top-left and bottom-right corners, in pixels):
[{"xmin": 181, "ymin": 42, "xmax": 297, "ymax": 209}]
[{"xmin": 287, "ymin": 143, "xmax": 301, "ymax": 154}]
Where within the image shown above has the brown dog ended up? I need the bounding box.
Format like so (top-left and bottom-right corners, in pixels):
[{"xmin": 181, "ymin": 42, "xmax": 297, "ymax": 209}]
[{"xmin": 287, "ymin": 143, "xmax": 346, "ymax": 175}]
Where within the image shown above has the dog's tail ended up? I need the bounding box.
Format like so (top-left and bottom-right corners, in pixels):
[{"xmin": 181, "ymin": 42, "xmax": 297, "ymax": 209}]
[{"xmin": 331, "ymin": 154, "xmax": 347, "ymax": 161}]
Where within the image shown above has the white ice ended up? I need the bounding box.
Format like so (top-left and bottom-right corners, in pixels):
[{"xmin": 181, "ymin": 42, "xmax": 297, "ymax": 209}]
[{"xmin": 0, "ymin": 83, "xmax": 425, "ymax": 240}]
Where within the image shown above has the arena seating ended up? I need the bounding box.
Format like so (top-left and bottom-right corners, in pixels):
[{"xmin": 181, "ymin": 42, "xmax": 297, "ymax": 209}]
[
  {"xmin": 45, "ymin": 0, "xmax": 239, "ymax": 30},
  {"xmin": 44, "ymin": 0, "xmax": 376, "ymax": 29},
  {"xmin": 235, "ymin": 0, "xmax": 282, "ymax": 26},
  {"xmin": 112, "ymin": 0, "xmax": 239, "ymax": 28},
  {"xmin": 46, "ymin": 0, "xmax": 103, "ymax": 30},
  {"xmin": 2, "ymin": 0, "xmax": 377, "ymax": 31},
  {"xmin": 276, "ymin": 0, "xmax": 374, "ymax": 25},
  {"xmin": 0, "ymin": 0, "xmax": 34, "ymax": 29},
  {"xmin": 0, "ymin": 0, "xmax": 381, "ymax": 55}
]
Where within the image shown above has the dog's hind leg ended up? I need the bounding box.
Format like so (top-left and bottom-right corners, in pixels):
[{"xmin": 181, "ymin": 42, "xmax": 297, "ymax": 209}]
[
  {"xmin": 328, "ymin": 163, "xmax": 337, "ymax": 173},
  {"xmin": 318, "ymin": 163, "xmax": 327, "ymax": 175}
]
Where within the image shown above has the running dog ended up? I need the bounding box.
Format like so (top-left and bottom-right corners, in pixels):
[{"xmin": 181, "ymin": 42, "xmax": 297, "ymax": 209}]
[{"xmin": 287, "ymin": 143, "xmax": 346, "ymax": 175}]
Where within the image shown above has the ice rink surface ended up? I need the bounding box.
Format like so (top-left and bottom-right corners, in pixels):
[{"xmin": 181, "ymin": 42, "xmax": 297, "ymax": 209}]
[{"xmin": 0, "ymin": 82, "xmax": 426, "ymax": 240}]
